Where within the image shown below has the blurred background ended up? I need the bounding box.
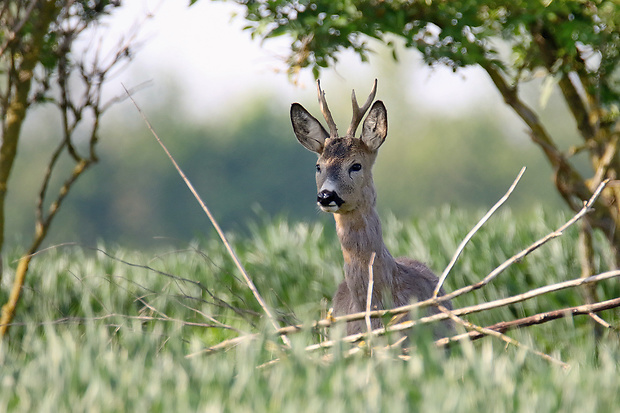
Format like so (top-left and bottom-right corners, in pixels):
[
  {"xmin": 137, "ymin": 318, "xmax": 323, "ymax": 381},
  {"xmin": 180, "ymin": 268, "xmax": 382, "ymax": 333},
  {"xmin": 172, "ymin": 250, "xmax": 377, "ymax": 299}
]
[{"xmin": 10, "ymin": 1, "xmax": 587, "ymax": 248}]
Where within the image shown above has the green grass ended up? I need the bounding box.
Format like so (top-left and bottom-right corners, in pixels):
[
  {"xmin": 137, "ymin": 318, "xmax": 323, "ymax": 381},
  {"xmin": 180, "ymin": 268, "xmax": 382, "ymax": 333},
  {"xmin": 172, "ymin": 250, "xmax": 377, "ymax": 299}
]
[{"xmin": 1, "ymin": 208, "xmax": 619, "ymax": 412}]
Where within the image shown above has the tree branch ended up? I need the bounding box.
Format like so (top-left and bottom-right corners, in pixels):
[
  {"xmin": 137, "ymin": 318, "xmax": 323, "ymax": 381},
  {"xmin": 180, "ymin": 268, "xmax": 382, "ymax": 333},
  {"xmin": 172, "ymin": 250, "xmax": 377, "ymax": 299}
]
[
  {"xmin": 0, "ymin": 0, "xmax": 39, "ymax": 58},
  {"xmin": 482, "ymin": 62, "xmax": 593, "ymax": 212},
  {"xmin": 434, "ymin": 167, "xmax": 526, "ymax": 297},
  {"xmin": 437, "ymin": 305, "xmax": 569, "ymax": 368},
  {"xmin": 0, "ymin": 1, "xmax": 60, "ymax": 280},
  {"xmin": 186, "ymin": 180, "xmax": 610, "ymax": 357},
  {"xmin": 1, "ymin": 3, "xmax": 138, "ymax": 338},
  {"xmin": 531, "ymin": 24, "xmax": 596, "ymax": 142},
  {"xmin": 302, "ymin": 269, "xmax": 620, "ymax": 353},
  {"xmin": 436, "ymin": 296, "xmax": 620, "ymax": 346},
  {"xmin": 190, "ymin": 269, "xmax": 620, "ymax": 357}
]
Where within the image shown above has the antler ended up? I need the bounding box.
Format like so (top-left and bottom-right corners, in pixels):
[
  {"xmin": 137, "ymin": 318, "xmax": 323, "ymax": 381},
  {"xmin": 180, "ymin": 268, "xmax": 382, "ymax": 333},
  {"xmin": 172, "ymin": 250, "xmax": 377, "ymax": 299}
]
[
  {"xmin": 346, "ymin": 79, "xmax": 378, "ymax": 137},
  {"xmin": 316, "ymin": 80, "xmax": 339, "ymax": 139}
]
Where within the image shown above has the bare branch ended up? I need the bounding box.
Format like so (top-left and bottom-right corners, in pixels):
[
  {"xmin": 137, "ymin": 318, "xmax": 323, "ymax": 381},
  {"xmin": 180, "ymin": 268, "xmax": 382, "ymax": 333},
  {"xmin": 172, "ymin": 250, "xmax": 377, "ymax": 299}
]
[
  {"xmin": 438, "ymin": 305, "xmax": 569, "ymax": 368},
  {"xmin": 186, "ymin": 334, "xmax": 252, "ymax": 358},
  {"xmin": 588, "ymin": 313, "xmax": 614, "ymax": 330},
  {"xmin": 0, "ymin": 0, "xmax": 39, "ymax": 57},
  {"xmin": 436, "ymin": 296, "xmax": 620, "ymax": 346},
  {"xmin": 191, "ymin": 268, "xmax": 620, "ymax": 357},
  {"xmin": 482, "ymin": 63, "xmax": 592, "ymax": 211},
  {"xmin": 35, "ymin": 136, "xmax": 69, "ymax": 229},
  {"xmin": 302, "ymin": 269, "xmax": 620, "ymax": 354},
  {"xmin": 317, "ymin": 178, "xmax": 608, "ymax": 327},
  {"xmin": 531, "ymin": 26, "xmax": 596, "ymax": 142},
  {"xmin": 3, "ymin": 313, "xmax": 239, "ymax": 331},
  {"xmin": 125, "ymin": 88, "xmax": 291, "ymax": 348},
  {"xmin": 434, "ymin": 166, "xmax": 526, "ymax": 297},
  {"xmin": 185, "ymin": 174, "xmax": 611, "ymax": 359},
  {"xmin": 439, "ymin": 178, "xmax": 608, "ymax": 303},
  {"xmin": 365, "ymin": 252, "xmax": 376, "ymax": 340},
  {"xmin": 591, "ymin": 135, "xmax": 618, "ymax": 189}
]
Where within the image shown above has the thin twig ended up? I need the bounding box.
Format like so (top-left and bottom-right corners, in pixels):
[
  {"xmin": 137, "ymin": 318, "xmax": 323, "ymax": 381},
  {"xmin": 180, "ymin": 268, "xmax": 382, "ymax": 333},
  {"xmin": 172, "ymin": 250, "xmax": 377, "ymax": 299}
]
[
  {"xmin": 434, "ymin": 167, "xmax": 526, "ymax": 297},
  {"xmin": 123, "ymin": 87, "xmax": 290, "ymax": 348},
  {"xmin": 0, "ymin": 0, "xmax": 39, "ymax": 56},
  {"xmin": 186, "ymin": 334, "xmax": 252, "ymax": 358},
  {"xmin": 588, "ymin": 313, "xmax": 613, "ymax": 329},
  {"xmin": 437, "ymin": 305, "xmax": 569, "ymax": 368},
  {"xmin": 356, "ymin": 269, "xmax": 620, "ymax": 333},
  {"xmin": 365, "ymin": 252, "xmax": 376, "ymax": 339},
  {"xmin": 439, "ymin": 178, "xmax": 609, "ymax": 303},
  {"xmin": 3, "ymin": 313, "xmax": 237, "ymax": 330},
  {"xmin": 194, "ymin": 269, "xmax": 620, "ymax": 356},
  {"xmin": 16, "ymin": 242, "xmax": 259, "ymax": 324},
  {"xmin": 301, "ymin": 269, "xmax": 620, "ymax": 353},
  {"xmin": 435, "ymin": 296, "xmax": 620, "ymax": 346}
]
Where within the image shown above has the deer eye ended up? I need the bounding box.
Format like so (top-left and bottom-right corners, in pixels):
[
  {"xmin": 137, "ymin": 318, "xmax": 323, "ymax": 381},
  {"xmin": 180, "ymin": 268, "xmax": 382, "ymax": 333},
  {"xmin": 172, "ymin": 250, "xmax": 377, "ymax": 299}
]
[
  {"xmin": 349, "ymin": 163, "xmax": 362, "ymax": 173},
  {"xmin": 316, "ymin": 164, "xmax": 321, "ymax": 173}
]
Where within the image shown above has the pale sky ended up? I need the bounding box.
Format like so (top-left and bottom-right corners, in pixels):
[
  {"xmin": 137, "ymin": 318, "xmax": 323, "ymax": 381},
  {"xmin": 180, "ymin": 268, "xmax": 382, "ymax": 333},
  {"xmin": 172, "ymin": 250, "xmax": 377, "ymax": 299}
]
[{"xmin": 101, "ymin": 0, "xmax": 497, "ymax": 120}]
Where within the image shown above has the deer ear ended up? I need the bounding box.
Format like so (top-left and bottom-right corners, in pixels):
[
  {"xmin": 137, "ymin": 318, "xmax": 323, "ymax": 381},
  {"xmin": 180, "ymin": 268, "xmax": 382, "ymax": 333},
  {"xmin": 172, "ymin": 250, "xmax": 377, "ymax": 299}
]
[
  {"xmin": 290, "ymin": 103, "xmax": 329, "ymax": 154},
  {"xmin": 360, "ymin": 101, "xmax": 387, "ymax": 151}
]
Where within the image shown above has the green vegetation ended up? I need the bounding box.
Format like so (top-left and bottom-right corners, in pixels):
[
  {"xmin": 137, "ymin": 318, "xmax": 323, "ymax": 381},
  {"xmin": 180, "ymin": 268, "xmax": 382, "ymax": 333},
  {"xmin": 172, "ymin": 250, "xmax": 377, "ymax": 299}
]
[{"xmin": 1, "ymin": 209, "xmax": 618, "ymax": 411}]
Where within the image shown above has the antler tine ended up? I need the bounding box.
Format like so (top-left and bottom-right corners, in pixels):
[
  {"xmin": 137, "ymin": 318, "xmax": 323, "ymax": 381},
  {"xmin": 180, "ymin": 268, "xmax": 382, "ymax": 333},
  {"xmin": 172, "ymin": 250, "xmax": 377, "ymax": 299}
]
[
  {"xmin": 346, "ymin": 78, "xmax": 378, "ymax": 137},
  {"xmin": 316, "ymin": 80, "xmax": 339, "ymax": 139}
]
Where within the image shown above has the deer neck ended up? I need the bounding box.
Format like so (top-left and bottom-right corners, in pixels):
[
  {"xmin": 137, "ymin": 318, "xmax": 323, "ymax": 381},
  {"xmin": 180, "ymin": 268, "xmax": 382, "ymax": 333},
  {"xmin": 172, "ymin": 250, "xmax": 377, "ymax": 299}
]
[{"xmin": 333, "ymin": 205, "xmax": 396, "ymax": 309}]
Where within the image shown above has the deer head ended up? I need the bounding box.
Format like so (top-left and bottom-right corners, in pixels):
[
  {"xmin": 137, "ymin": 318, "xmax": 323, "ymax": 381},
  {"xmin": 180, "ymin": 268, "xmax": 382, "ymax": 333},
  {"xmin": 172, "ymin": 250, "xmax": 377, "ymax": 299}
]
[{"xmin": 290, "ymin": 80, "xmax": 388, "ymax": 214}]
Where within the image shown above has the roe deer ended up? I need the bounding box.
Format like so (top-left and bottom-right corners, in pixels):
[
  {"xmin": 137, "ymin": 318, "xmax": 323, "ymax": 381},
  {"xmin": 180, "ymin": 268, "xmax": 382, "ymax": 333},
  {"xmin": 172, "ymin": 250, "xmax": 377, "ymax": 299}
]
[{"xmin": 290, "ymin": 80, "xmax": 452, "ymax": 337}]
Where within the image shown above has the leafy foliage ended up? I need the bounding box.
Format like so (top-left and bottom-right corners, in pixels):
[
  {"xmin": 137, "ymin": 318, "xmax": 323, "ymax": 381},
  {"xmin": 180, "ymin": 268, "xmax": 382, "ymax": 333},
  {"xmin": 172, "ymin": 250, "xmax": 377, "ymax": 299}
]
[{"xmin": 231, "ymin": 0, "xmax": 618, "ymax": 108}]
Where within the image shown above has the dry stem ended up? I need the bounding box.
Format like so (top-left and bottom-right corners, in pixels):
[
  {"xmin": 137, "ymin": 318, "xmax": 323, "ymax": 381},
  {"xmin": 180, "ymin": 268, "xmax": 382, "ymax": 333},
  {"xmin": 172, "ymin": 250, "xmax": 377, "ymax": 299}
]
[
  {"xmin": 365, "ymin": 252, "xmax": 377, "ymax": 340},
  {"xmin": 434, "ymin": 166, "xmax": 526, "ymax": 297},
  {"xmin": 191, "ymin": 269, "xmax": 620, "ymax": 356},
  {"xmin": 125, "ymin": 88, "xmax": 290, "ymax": 348},
  {"xmin": 436, "ymin": 296, "xmax": 620, "ymax": 346},
  {"xmin": 437, "ymin": 305, "xmax": 569, "ymax": 368}
]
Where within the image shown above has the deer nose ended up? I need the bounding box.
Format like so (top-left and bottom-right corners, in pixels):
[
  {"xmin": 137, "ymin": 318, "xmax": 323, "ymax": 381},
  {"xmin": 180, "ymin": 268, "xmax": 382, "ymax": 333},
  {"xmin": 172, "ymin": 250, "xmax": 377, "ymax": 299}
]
[
  {"xmin": 317, "ymin": 190, "xmax": 344, "ymax": 207},
  {"xmin": 317, "ymin": 190, "xmax": 335, "ymax": 206}
]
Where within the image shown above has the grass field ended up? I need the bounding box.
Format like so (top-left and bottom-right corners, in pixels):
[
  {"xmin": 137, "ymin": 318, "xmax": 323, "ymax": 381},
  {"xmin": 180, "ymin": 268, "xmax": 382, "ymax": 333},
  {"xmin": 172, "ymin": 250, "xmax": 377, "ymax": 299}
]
[{"xmin": 1, "ymin": 207, "xmax": 619, "ymax": 412}]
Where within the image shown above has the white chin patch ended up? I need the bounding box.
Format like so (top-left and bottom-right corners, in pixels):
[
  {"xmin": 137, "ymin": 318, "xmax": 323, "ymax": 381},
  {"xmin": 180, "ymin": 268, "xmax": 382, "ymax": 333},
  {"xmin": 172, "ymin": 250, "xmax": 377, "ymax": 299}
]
[{"xmin": 319, "ymin": 203, "xmax": 340, "ymax": 213}]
